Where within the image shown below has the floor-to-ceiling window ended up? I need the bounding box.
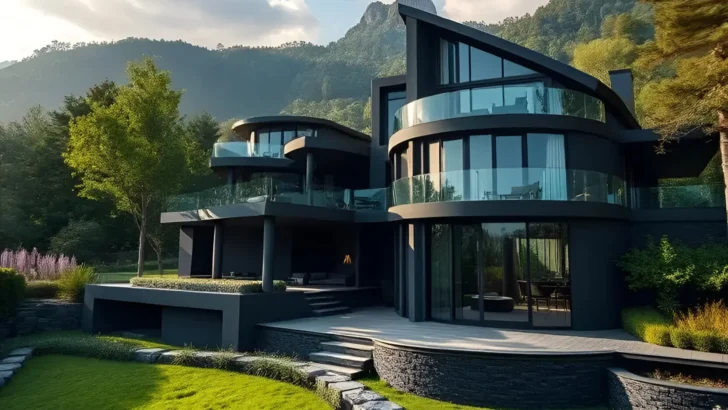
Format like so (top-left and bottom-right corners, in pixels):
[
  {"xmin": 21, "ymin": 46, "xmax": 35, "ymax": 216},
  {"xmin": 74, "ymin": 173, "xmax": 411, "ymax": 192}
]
[
  {"xmin": 442, "ymin": 139, "xmax": 464, "ymax": 201},
  {"xmin": 429, "ymin": 221, "xmax": 571, "ymax": 328}
]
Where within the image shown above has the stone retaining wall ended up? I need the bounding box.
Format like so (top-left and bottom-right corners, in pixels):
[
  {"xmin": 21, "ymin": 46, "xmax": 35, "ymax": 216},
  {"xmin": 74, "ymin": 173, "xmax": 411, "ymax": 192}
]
[
  {"xmin": 0, "ymin": 299, "xmax": 82, "ymax": 341},
  {"xmin": 255, "ymin": 327, "xmax": 331, "ymax": 358},
  {"xmin": 608, "ymin": 367, "xmax": 728, "ymax": 410},
  {"xmin": 373, "ymin": 341, "xmax": 613, "ymax": 409}
]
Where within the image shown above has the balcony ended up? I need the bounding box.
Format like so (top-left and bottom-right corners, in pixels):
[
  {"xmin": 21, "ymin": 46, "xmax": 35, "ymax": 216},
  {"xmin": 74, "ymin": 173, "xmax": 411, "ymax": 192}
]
[
  {"xmin": 391, "ymin": 168, "xmax": 626, "ymax": 207},
  {"xmin": 632, "ymin": 185, "xmax": 725, "ymax": 209},
  {"xmin": 166, "ymin": 179, "xmax": 390, "ymax": 213},
  {"xmin": 212, "ymin": 141, "xmax": 285, "ymax": 159},
  {"xmin": 393, "ymin": 85, "xmax": 605, "ymax": 133}
]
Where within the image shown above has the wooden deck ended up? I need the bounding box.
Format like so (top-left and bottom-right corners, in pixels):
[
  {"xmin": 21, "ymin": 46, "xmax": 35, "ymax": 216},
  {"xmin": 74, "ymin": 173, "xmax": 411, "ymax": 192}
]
[{"xmin": 261, "ymin": 306, "xmax": 728, "ymax": 365}]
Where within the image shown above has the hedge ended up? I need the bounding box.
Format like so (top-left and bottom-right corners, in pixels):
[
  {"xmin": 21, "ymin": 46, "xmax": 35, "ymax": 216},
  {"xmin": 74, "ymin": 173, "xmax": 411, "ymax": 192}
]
[
  {"xmin": 0, "ymin": 268, "xmax": 26, "ymax": 318},
  {"xmin": 622, "ymin": 307, "xmax": 728, "ymax": 354},
  {"xmin": 130, "ymin": 277, "xmax": 286, "ymax": 293},
  {"xmin": 25, "ymin": 281, "xmax": 60, "ymax": 299}
]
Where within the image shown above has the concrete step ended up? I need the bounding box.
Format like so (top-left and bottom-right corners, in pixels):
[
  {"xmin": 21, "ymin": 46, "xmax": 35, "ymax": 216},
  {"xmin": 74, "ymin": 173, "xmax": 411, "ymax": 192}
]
[
  {"xmin": 305, "ymin": 295, "xmax": 336, "ymax": 302},
  {"xmin": 320, "ymin": 341, "xmax": 373, "ymax": 358},
  {"xmin": 309, "ymin": 351, "xmax": 372, "ymax": 369},
  {"xmin": 313, "ymin": 306, "xmax": 351, "ymax": 317},
  {"xmin": 306, "ymin": 362, "xmax": 368, "ymax": 379},
  {"xmin": 309, "ymin": 300, "xmax": 342, "ymax": 309},
  {"xmin": 331, "ymin": 335, "xmax": 374, "ymax": 346}
]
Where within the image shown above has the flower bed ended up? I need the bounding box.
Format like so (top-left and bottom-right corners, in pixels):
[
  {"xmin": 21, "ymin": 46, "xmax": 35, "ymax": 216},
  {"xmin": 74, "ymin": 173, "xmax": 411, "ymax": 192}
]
[{"xmin": 130, "ymin": 277, "xmax": 287, "ymax": 293}]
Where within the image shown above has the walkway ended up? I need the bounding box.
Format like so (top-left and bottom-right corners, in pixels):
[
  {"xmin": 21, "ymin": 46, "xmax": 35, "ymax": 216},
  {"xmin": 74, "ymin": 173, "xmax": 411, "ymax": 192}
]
[{"xmin": 261, "ymin": 307, "xmax": 728, "ymax": 365}]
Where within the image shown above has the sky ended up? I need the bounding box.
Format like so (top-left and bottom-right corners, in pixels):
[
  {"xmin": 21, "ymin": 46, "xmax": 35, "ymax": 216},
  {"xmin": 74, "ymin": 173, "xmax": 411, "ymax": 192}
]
[{"xmin": 0, "ymin": 0, "xmax": 550, "ymax": 62}]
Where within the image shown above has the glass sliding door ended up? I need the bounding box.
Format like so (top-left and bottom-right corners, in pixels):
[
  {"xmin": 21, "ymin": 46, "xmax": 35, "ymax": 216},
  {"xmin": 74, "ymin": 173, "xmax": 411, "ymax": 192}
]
[
  {"xmin": 480, "ymin": 223, "xmax": 528, "ymax": 323},
  {"xmin": 430, "ymin": 224, "xmax": 453, "ymax": 320},
  {"xmin": 529, "ymin": 223, "xmax": 570, "ymax": 327},
  {"xmin": 455, "ymin": 225, "xmax": 480, "ymax": 320}
]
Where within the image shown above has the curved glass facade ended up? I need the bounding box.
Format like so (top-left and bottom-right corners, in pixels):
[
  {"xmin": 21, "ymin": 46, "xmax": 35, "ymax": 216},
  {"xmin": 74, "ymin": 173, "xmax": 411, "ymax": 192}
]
[
  {"xmin": 429, "ymin": 222, "xmax": 571, "ymax": 328},
  {"xmin": 392, "ymin": 85, "xmax": 605, "ymax": 133},
  {"xmin": 213, "ymin": 125, "xmax": 317, "ymax": 159},
  {"xmin": 392, "ymin": 168, "xmax": 627, "ymax": 207}
]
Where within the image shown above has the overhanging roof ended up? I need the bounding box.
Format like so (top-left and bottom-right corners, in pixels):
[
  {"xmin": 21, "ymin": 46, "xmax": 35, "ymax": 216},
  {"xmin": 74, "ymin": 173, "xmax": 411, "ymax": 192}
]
[
  {"xmin": 232, "ymin": 116, "xmax": 371, "ymax": 142},
  {"xmin": 398, "ymin": 4, "xmax": 641, "ymax": 130}
]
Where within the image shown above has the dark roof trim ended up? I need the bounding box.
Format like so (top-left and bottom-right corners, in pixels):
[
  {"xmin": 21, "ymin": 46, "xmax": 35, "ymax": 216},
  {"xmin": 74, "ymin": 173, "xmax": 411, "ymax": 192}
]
[
  {"xmin": 398, "ymin": 4, "xmax": 641, "ymax": 130},
  {"xmin": 232, "ymin": 115, "xmax": 370, "ymax": 142},
  {"xmin": 283, "ymin": 136, "xmax": 370, "ymax": 157}
]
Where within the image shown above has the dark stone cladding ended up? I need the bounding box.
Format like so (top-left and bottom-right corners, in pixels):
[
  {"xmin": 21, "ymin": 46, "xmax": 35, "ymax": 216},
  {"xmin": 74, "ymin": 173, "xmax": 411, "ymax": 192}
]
[
  {"xmin": 254, "ymin": 327, "xmax": 330, "ymax": 359},
  {"xmin": 0, "ymin": 299, "xmax": 82, "ymax": 342},
  {"xmin": 373, "ymin": 341, "xmax": 613, "ymax": 409},
  {"xmin": 608, "ymin": 368, "xmax": 728, "ymax": 410}
]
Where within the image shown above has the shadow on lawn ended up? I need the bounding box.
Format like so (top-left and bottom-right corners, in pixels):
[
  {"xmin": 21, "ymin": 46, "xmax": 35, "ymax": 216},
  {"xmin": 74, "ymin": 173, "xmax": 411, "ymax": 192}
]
[{"xmin": 0, "ymin": 355, "xmax": 165, "ymax": 410}]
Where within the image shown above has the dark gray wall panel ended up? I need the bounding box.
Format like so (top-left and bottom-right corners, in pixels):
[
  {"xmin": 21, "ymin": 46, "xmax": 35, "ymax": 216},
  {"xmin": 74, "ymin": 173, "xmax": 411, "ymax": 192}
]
[
  {"xmin": 162, "ymin": 307, "xmax": 223, "ymax": 348},
  {"xmin": 178, "ymin": 227, "xmax": 194, "ymax": 277},
  {"xmin": 569, "ymin": 220, "xmax": 630, "ymax": 330},
  {"xmin": 568, "ymin": 132, "xmax": 625, "ymax": 177},
  {"xmin": 222, "ymin": 226, "xmax": 264, "ymax": 277}
]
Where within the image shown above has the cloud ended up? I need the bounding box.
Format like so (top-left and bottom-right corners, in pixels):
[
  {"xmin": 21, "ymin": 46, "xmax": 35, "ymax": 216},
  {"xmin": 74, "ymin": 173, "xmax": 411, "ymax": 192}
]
[
  {"xmin": 442, "ymin": 0, "xmax": 550, "ymax": 23},
  {"xmin": 20, "ymin": 0, "xmax": 320, "ymax": 48}
]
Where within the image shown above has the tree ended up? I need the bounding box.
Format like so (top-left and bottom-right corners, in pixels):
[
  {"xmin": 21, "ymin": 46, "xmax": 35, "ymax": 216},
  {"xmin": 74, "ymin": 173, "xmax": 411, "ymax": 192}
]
[
  {"xmin": 66, "ymin": 58, "xmax": 194, "ymax": 277},
  {"xmin": 572, "ymin": 37, "xmax": 639, "ymax": 85},
  {"xmin": 638, "ymin": 0, "xmax": 728, "ymax": 219},
  {"xmin": 185, "ymin": 112, "xmax": 222, "ymax": 151}
]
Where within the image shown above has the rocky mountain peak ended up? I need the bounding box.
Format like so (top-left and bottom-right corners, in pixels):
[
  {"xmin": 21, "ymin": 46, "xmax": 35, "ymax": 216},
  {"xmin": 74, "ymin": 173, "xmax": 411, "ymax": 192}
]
[
  {"xmin": 397, "ymin": 0, "xmax": 438, "ymax": 15},
  {"xmin": 361, "ymin": 0, "xmax": 437, "ymax": 26}
]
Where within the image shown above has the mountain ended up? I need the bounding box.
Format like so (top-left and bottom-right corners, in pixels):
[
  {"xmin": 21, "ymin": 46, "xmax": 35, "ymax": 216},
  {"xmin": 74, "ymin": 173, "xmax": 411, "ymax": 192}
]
[
  {"xmin": 0, "ymin": 61, "xmax": 15, "ymax": 70},
  {"xmin": 0, "ymin": 0, "xmax": 650, "ymax": 125}
]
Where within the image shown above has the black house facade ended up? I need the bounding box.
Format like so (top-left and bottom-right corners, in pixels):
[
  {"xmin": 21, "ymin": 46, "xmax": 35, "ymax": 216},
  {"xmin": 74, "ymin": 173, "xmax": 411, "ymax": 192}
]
[{"xmin": 161, "ymin": 4, "xmax": 725, "ymax": 331}]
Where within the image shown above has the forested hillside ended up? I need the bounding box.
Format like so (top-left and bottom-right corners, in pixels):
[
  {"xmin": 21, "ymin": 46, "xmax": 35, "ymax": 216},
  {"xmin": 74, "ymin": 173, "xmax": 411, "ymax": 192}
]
[{"xmin": 0, "ymin": 0, "xmax": 653, "ymax": 126}]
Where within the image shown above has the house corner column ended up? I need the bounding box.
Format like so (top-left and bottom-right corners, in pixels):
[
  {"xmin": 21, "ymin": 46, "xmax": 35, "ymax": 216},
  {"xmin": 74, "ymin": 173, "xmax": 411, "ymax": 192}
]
[
  {"xmin": 306, "ymin": 152, "xmax": 315, "ymax": 205},
  {"xmin": 407, "ymin": 223, "xmax": 427, "ymax": 322},
  {"xmin": 212, "ymin": 223, "xmax": 223, "ymax": 279},
  {"xmin": 262, "ymin": 216, "xmax": 276, "ymax": 292}
]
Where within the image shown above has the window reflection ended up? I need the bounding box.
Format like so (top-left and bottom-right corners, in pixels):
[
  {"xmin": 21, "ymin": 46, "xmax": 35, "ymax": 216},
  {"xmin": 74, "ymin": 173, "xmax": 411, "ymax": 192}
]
[{"xmin": 439, "ymin": 39, "xmax": 540, "ymax": 85}]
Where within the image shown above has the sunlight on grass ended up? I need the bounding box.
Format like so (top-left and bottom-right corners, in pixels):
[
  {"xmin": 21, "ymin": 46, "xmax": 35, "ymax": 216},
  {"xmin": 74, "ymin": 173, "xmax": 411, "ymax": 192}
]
[
  {"xmin": 98, "ymin": 270, "xmax": 177, "ymax": 283},
  {"xmin": 0, "ymin": 355, "xmax": 329, "ymax": 410}
]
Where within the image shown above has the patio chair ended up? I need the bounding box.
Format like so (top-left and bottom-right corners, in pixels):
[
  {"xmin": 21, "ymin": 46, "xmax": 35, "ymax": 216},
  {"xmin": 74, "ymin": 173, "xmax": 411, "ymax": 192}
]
[{"xmin": 530, "ymin": 283, "xmax": 551, "ymax": 311}]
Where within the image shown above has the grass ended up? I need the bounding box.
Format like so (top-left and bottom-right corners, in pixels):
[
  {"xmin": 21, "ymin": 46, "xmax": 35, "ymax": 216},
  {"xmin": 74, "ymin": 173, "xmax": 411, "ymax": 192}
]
[
  {"xmin": 360, "ymin": 377, "xmax": 608, "ymax": 410},
  {"xmin": 98, "ymin": 270, "xmax": 177, "ymax": 283},
  {"xmin": 0, "ymin": 331, "xmax": 178, "ymax": 360},
  {"xmin": 0, "ymin": 355, "xmax": 329, "ymax": 410}
]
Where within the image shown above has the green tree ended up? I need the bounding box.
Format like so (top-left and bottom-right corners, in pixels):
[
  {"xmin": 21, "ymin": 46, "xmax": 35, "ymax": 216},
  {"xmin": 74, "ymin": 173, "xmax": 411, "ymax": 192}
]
[
  {"xmin": 185, "ymin": 112, "xmax": 221, "ymax": 151},
  {"xmin": 572, "ymin": 37, "xmax": 639, "ymax": 85},
  {"xmin": 638, "ymin": 0, "xmax": 728, "ymax": 216},
  {"xmin": 66, "ymin": 58, "xmax": 194, "ymax": 277}
]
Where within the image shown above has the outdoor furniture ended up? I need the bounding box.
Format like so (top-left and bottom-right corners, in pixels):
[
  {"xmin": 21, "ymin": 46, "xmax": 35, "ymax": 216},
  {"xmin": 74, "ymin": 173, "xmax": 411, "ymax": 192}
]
[
  {"xmin": 553, "ymin": 285, "xmax": 571, "ymax": 310},
  {"xmin": 499, "ymin": 182, "xmax": 541, "ymax": 200},
  {"xmin": 470, "ymin": 295, "xmax": 515, "ymax": 312},
  {"xmin": 530, "ymin": 284, "xmax": 551, "ymax": 311}
]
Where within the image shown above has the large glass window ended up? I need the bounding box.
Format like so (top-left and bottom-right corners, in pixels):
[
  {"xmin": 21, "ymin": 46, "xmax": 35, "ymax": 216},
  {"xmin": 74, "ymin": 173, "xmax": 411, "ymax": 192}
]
[
  {"xmin": 428, "ymin": 221, "xmax": 570, "ymax": 328},
  {"xmin": 472, "ymin": 87, "xmax": 504, "ymax": 113},
  {"xmin": 469, "ymin": 135, "xmax": 493, "ymax": 200},
  {"xmin": 504, "ymin": 82, "xmax": 545, "ymax": 114},
  {"xmin": 504, "ymin": 60, "xmax": 536, "ymax": 77},
  {"xmin": 428, "ymin": 141, "xmax": 441, "ymax": 201},
  {"xmin": 442, "ymin": 139, "xmax": 464, "ymax": 201},
  {"xmin": 430, "ymin": 224, "xmax": 453, "ymax": 320},
  {"xmin": 440, "ymin": 39, "xmax": 541, "ymax": 85},
  {"xmin": 471, "ymin": 47, "xmax": 502, "ymax": 81},
  {"xmin": 269, "ymin": 130, "xmax": 282, "ymax": 158},
  {"xmin": 527, "ymin": 134, "xmax": 566, "ymax": 200},
  {"xmin": 495, "ymin": 136, "xmax": 524, "ymax": 197},
  {"xmin": 387, "ymin": 91, "xmax": 407, "ymax": 140}
]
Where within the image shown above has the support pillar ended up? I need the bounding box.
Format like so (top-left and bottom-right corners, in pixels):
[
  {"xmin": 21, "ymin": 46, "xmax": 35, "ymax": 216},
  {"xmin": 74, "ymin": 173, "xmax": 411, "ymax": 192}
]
[
  {"xmin": 355, "ymin": 227, "xmax": 362, "ymax": 288},
  {"xmin": 211, "ymin": 223, "xmax": 223, "ymax": 279},
  {"xmin": 306, "ymin": 152, "xmax": 315, "ymax": 206},
  {"xmin": 262, "ymin": 216, "xmax": 276, "ymax": 292},
  {"xmin": 407, "ymin": 223, "xmax": 427, "ymax": 322}
]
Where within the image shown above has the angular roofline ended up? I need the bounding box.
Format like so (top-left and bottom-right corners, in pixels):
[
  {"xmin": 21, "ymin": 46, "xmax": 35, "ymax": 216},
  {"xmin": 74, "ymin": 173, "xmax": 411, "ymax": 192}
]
[
  {"xmin": 232, "ymin": 115, "xmax": 371, "ymax": 141},
  {"xmin": 398, "ymin": 4, "xmax": 641, "ymax": 130}
]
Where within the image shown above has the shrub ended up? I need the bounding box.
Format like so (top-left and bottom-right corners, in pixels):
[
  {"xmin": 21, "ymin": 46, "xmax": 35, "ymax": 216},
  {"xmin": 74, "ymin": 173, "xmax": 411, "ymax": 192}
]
[
  {"xmin": 675, "ymin": 301, "xmax": 728, "ymax": 336},
  {"xmin": 57, "ymin": 266, "xmax": 98, "ymax": 303},
  {"xmin": 25, "ymin": 281, "xmax": 60, "ymax": 299},
  {"xmin": 717, "ymin": 334, "xmax": 728, "ymax": 354},
  {"xmin": 691, "ymin": 330, "xmax": 720, "ymax": 352},
  {"xmin": 1, "ymin": 248, "xmax": 77, "ymax": 281},
  {"xmin": 670, "ymin": 328, "xmax": 693, "ymax": 349},
  {"xmin": 171, "ymin": 346, "xmax": 199, "ymax": 367},
  {"xmin": 0, "ymin": 331, "xmax": 152, "ymax": 361},
  {"xmin": 644, "ymin": 325, "xmax": 672, "ymax": 346},
  {"xmin": 130, "ymin": 277, "xmax": 287, "ymax": 293},
  {"xmin": 211, "ymin": 348, "xmax": 239, "ymax": 370},
  {"xmin": 0, "ymin": 268, "xmax": 26, "ymax": 318},
  {"xmin": 622, "ymin": 307, "xmax": 672, "ymax": 340},
  {"xmin": 241, "ymin": 355, "xmax": 310, "ymax": 388}
]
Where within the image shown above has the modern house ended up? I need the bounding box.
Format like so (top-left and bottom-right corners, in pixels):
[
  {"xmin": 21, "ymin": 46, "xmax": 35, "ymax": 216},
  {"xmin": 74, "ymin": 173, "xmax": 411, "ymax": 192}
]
[{"xmin": 161, "ymin": 4, "xmax": 725, "ymax": 331}]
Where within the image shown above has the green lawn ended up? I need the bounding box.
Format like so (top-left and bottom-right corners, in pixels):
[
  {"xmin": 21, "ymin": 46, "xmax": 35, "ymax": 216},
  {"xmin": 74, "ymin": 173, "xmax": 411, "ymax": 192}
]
[
  {"xmin": 361, "ymin": 377, "xmax": 608, "ymax": 410},
  {"xmin": 98, "ymin": 270, "xmax": 178, "ymax": 283},
  {"xmin": 0, "ymin": 355, "xmax": 329, "ymax": 410}
]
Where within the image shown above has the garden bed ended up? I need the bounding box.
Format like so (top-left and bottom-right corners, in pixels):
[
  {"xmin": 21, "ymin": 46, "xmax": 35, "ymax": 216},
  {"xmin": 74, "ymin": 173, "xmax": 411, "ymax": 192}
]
[{"xmin": 130, "ymin": 277, "xmax": 287, "ymax": 293}]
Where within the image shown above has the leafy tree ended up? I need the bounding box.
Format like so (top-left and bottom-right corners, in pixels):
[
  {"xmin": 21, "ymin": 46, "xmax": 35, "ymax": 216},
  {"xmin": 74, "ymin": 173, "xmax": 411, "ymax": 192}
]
[
  {"xmin": 185, "ymin": 112, "xmax": 221, "ymax": 151},
  {"xmin": 572, "ymin": 37, "xmax": 639, "ymax": 85},
  {"xmin": 638, "ymin": 0, "xmax": 728, "ymax": 216},
  {"xmin": 49, "ymin": 220, "xmax": 107, "ymax": 263},
  {"xmin": 66, "ymin": 58, "xmax": 195, "ymax": 277}
]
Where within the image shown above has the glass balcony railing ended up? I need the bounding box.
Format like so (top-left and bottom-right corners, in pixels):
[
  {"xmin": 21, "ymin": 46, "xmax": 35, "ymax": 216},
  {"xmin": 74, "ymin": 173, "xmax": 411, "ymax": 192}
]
[
  {"xmin": 166, "ymin": 179, "xmax": 390, "ymax": 213},
  {"xmin": 632, "ymin": 185, "xmax": 725, "ymax": 209},
  {"xmin": 213, "ymin": 141, "xmax": 285, "ymax": 159},
  {"xmin": 393, "ymin": 85, "xmax": 605, "ymax": 133},
  {"xmin": 391, "ymin": 168, "xmax": 626, "ymax": 207}
]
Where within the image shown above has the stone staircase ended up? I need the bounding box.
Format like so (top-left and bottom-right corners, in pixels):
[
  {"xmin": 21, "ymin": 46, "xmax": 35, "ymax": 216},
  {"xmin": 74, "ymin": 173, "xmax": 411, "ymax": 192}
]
[
  {"xmin": 308, "ymin": 336, "xmax": 374, "ymax": 379},
  {"xmin": 305, "ymin": 294, "xmax": 351, "ymax": 317}
]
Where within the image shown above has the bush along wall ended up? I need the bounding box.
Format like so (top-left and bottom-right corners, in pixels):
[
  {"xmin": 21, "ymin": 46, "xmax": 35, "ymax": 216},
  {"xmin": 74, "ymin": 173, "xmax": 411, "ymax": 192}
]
[{"xmin": 130, "ymin": 277, "xmax": 287, "ymax": 293}]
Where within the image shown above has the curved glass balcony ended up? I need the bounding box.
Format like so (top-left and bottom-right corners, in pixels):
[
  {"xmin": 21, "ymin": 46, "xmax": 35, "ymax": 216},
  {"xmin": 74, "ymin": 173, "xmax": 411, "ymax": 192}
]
[
  {"xmin": 632, "ymin": 185, "xmax": 725, "ymax": 209},
  {"xmin": 166, "ymin": 178, "xmax": 390, "ymax": 213},
  {"xmin": 213, "ymin": 141, "xmax": 285, "ymax": 159},
  {"xmin": 391, "ymin": 168, "xmax": 626, "ymax": 207},
  {"xmin": 393, "ymin": 85, "xmax": 606, "ymax": 133}
]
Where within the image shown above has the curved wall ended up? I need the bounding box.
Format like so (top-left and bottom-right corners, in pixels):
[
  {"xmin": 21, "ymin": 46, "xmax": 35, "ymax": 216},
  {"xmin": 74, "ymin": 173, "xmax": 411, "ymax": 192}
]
[{"xmin": 373, "ymin": 341, "xmax": 612, "ymax": 409}]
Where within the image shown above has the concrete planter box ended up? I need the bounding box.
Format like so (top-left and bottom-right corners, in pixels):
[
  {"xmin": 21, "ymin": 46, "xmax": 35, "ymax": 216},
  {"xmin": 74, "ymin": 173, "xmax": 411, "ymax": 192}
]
[
  {"xmin": 608, "ymin": 367, "xmax": 728, "ymax": 410},
  {"xmin": 83, "ymin": 285, "xmax": 314, "ymax": 350}
]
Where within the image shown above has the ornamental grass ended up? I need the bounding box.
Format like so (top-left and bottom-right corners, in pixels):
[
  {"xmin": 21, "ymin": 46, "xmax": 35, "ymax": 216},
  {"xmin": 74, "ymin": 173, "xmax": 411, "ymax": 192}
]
[{"xmin": 130, "ymin": 277, "xmax": 286, "ymax": 293}]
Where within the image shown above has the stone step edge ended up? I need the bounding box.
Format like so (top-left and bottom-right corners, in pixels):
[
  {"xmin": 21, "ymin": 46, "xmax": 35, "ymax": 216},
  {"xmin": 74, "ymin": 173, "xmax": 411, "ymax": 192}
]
[{"xmin": 1, "ymin": 346, "xmax": 404, "ymax": 410}]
